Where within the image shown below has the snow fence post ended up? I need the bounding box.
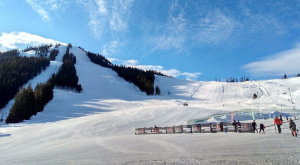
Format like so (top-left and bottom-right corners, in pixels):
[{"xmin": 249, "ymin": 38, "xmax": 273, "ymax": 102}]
[{"xmin": 183, "ymin": 125, "xmax": 192, "ymax": 133}]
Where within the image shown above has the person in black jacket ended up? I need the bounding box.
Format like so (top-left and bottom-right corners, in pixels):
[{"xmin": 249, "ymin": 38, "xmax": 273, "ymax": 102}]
[
  {"xmin": 220, "ymin": 122, "xmax": 224, "ymax": 132},
  {"xmin": 232, "ymin": 120, "xmax": 237, "ymax": 133},
  {"xmin": 259, "ymin": 123, "xmax": 265, "ymax": 133},
  {"xmin": 252, "ymin": 120, "xmax": 258, "ymax": 133}
]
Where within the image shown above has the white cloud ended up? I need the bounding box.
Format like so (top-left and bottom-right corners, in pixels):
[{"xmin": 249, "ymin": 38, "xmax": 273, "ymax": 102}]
[
  {"xmin": 134, "ymin": 64, "xmax": 201, "ymax": 80},
  {"xmin": 106, "ymin": 58, "xmax": 120, "ymax": 63},
  {"xmin": 242, "ymin": 43, "xmax": 300, "ymax": 77},
  {"xmin": 113, "ymin": 58, "xmax": 201, "ymax": 80},
  {"xmin": 95, "ymin": 0, "xmax": 108, "ymax": 14},
  {"xmin": 123, "ymin": 59, "xmax": 138, "ymax": 66},
  {"xmin": 195, "ymin": 9, "xmax": 237, "ymax": 45},
  {"xmin": 102, "ymin": 40, "xmax": 119, "ymax": 56},
  {"xmin": 181, "ymin": 72, "xmax": 202, "ymax": 80},
  {"xmin": 77, "ymin": 0, "xmax": 108, "ymax": 38},
  {"xmin": 77, "ymin": 0, "xmax": 133, "ymax": 38},
  {"xmin": 147, "ymin": 1, "xmax": 238, "ymax": 52},
  {"xmin": 26, "ymin": 0, "xmax": 68, "ymax": 21},
  {"xmin": 150, "ymin": 0, "xmax": 187, "ymax": 52},
  {"xmin": 26, "ymin": 0, "xmax": 50, "ymax": 21},
  {"xmin": 0, "ymin": 32, "xmax": 65, "ymax": 51},
  {"xmin": 110, "ymin": 0, "xmax": 133, "ymax": 32}
]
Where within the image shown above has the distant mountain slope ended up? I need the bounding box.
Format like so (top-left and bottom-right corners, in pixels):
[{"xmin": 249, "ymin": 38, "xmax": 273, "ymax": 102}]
[
  {"xmin": 154, "ymin": 75, "xmax": 300, "ymax": 111},
  {"xmin": 0, "ymin": 45, "xmax": 299, "ymax": 125}
]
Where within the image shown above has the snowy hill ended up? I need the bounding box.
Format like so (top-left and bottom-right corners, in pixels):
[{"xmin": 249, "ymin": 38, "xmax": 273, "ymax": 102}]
[{"xmin": 0, "ymin": 45, "xmax": 300, "ymax": 164}]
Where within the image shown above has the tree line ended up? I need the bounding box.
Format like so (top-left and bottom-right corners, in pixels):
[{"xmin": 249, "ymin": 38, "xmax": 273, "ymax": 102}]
[
  {"xmin": 6, "ymin": 44, "xmax": 82, "ymax": 123},
  {"xmin": 85, "ymin": 51, "xmax": 163, "ymax": 95},
  {"xmin": 111, "ymin": 65, "xmax": 155, "ymax": 95},
  {"xmin": 5, "ymin": 79, "xmax": 55, "ymax": 123},
  {"xmin": 55, "ymin": 45, "xmax": 82, "ymax": 92},
  {"xmin": 282, "ymin": 73, "xmax": 300, "ymax": 79},
  {"xmin": 0, "ymin": 49, "xmax": 50, "ymax": 109},
  {"xmin": 215, "ymin": 76, "xmax": 250, "ymax": 82},
  {"xmin": 22, "ymin": 44, "xmax": 61, "ymax": 57},
  {"xmin": 217, "ymin": 73, "xmax": 300, "ymax": 82}
]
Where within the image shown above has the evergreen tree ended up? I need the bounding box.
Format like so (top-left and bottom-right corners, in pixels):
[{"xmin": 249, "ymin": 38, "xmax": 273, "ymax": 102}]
[
  {"xmin": 283, "ymin": 74, "xmax": 287, "ymax": 79},
  {"xmin": 155, "ymin": 85, "xmax": 161, "ymax": 95},
  {"xmin": 6, "ymin": 84, "xmax": 36, "ymax": 123},
  {"xmin": 49, "ymin": 49, "xmax": 59, "ymax": 61},
  {"xmin": 0, "ymin": 50, "xmax": 50, "ymax": 109}
]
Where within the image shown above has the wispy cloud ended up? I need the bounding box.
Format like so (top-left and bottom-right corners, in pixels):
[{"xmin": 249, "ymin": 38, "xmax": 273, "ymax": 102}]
[
  {"xmin": 26, "ymin": 0, "xmax": 50, "ymax": 21},
  {"xmin": 150, "ymin": 0, "xmax": 187, "ymax": 52},
  {"xmin": 46, "ymin": 0, "xmax": 67, "ymax": 11},
  {"xmin": 242, "ymin": 43, "xmax": 300, "ymax": 77},
  {"xmin": 195, "ymin": 9, "xmax": 237, "ymax": 45},
  {"xmin": 77, "ymin": 0, "xmax": 133, "ymax": 38},
  {"xmin": 146, "ymin": 1, "xmax": 239, "ymax": 53},
  {"xmin": 77, "ymin": 0, "xmax": 107, "ymax": 38},
  {"xmin": 0, "ymin": 32, "xmax": 65, "ymax": 51},
  {"xmin": 237, "ymin": 1, "xmax": 300, "ymax": 37},
  {"xmin": 26, "ymin": 0, "xmax": 68, "ymax": 21},
  {"xmin": 110, "ymin": 0, "xmax": 133, "ymax": 32},
  {"xmin": 102, "ymin": 40, "xmax": 119, "ymax": 56}
]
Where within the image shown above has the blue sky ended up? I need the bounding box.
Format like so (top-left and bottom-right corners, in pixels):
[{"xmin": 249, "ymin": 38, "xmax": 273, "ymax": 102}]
[{"xmin": 1, "ymin": 0, "xmax": 300, "ymax": 81}]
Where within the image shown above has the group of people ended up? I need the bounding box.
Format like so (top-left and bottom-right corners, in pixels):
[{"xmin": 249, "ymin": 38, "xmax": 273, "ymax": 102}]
[
  {"xmin": 273, "ymin": 116, "xmax": 297, "ymax": 137},
  {"xmin": 232, "ymin": 120, "xmax": 266, "ymax": 133},
  {"xmin": 232, "ymin": 120, "xmax": 241, "ymax": 133},
  {"xmin": 250, "ymin": 116, "xmax": 298, "ymax": 137},
  {"xmin": 251, "ymin": 120, "xmax": 266, "ymax": 133}
]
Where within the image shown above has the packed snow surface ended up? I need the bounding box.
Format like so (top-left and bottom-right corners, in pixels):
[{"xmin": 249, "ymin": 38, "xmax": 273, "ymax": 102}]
[{"xmin": 0, "ymin": 46, "xmax": 300, "ymax": 164}]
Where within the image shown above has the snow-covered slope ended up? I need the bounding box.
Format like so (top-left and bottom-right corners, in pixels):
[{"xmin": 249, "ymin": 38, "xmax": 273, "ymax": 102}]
[
  {"xmin": 0, "ymin": 46, "xmax": 300, "ymax": 164},
  {"xmin": 0, "ymin": 46, "xmax": 66, "ymax": 124}
]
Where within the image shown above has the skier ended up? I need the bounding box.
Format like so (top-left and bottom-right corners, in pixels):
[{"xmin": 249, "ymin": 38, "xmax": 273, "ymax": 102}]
[
  {"xmin": 274, "ymin": 116, "xmax": 283, "ymax": 133},
  {"xmin": 289, "ymin": 118, "xmax": 297, "ymax": 137},
  {"xmin": 232, "ymin": 120, "xmax": 237, "ymax": 133},
  {"xmin": 219, "ymin": 122, "xmax": 224, "ymax": 132},
  {"xmin": 252, "ymin": 120, "xmax": 257, "ymax": 133},
  {"xmin": 259, "ymin": 123, "xmax": 265, "ymax": 133}
]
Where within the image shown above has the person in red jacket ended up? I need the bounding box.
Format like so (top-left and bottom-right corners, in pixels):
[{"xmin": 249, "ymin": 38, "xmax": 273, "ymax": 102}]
[{"xmin": 274, "ymin": 116, "xmax": 283, "ymax": 133}]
